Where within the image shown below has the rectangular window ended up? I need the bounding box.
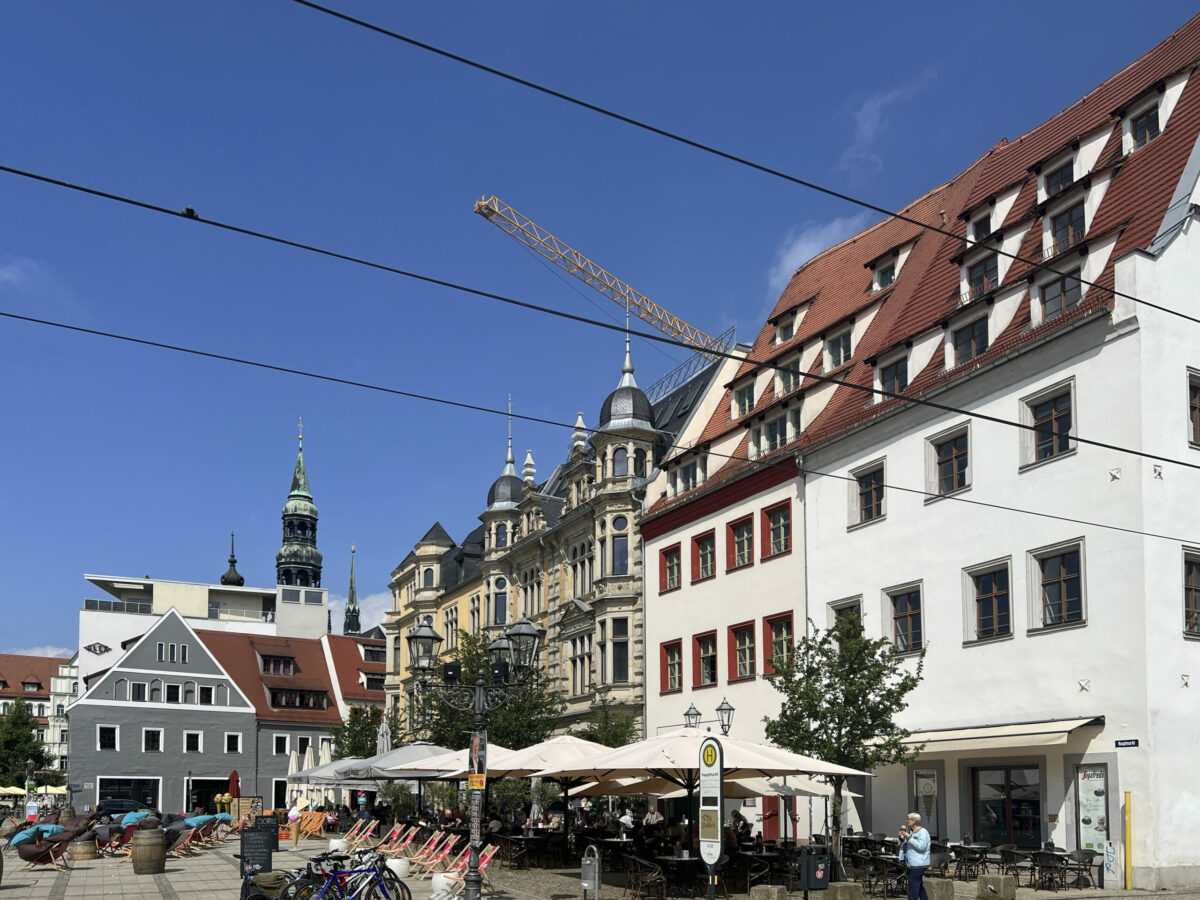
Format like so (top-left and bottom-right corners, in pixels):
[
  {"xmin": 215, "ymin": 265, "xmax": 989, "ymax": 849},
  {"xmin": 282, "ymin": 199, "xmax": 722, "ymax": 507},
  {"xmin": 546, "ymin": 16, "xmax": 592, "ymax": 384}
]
[
  {"xmin": 972, "ymin": 214, "xmax": 991, "ymax": 241},
  {"xmin": 169, "ymin": 643, "xmax": 177, "ymax": 663},
  {"xmin": 935, "ymin": 432, "xmax": 969, "ymax": 495},
  {"xmin": 660, "ymin": 545, "xmax": 681, "ymax": 593},
  {"xmin": 1042, "ymin": 270, "xmax": 1081, "ymax": 321},
  {"xmin": 1185, "ymin": 556, "xmax": 1200, "ymax": 635},
  {"xmin": 776, "ymin": 317, "xmax": 795, "ymax": 344},
  {"xmin": 763, "ymin": 614, "xmax": 793, "ymax": 673},
  {"xmin": 734, "ymin": 384, "xmax": 754, "ymax": 418},
  {"xmin": 166, "ymin": 684, "xmax": 180, "ymax": 704},
  {"xmin": 779, "ymin": 357, "xmax": 802, "ymax": 394},
  {"xmin": 727, "ymin": 518, "xmax": 753, "ymax": 570},
  {"xmin": 1045, "ymin": 160, "xmax": 1074, "ymax": 197},
  {"xmin": 1032, "ymin": 391, "xmax": 1073, "ymax": 461},
  {"xmin": 954, "ymin": 317, "xmax": 989, "ymax": 365},
  {"xmin": 156, "ymin": 643, "xmax": 164, "ymax": 662},
  {"xmin": 130, "ymin": 682, "xmax": 146, "ymax": 703},
  {"xmin": 692, "ymin": 532, "xmax": 715, "ymax": 582},
  {"xmin": 857, "ymin": 466, "xmax": 885, "ymax": 523},
  {"xmin": 180, "ymin": 644, "xmax": 188, "ymax": 664},
  {"xmin": 875, "ymin": 262, "xmax": 896, "ymax": 290},
  {"xmin": 612, "ymin": 535, "xmax": 629, "ymax": 575},
  {"xmin": 274, "ymin": 735, "xmax": 289, "ymax": 756},
  {"xmin": 763, "ymin": 416, "xmax": 787, "ymax": 453},
  {"xmin": 1051, "ymin": 202, "xmax": 1085, "ymax": 255},
  {"xmin": 694, "ymin": 633, "xmax": 717, "ymax": 686},
  {"xmin": 762, "ymin": 502, "xmax": 791, "ymax": 558},
  {"xmin": 968, "ymin": 254, "xmax": 999, "ymax": 297},
  {"xmin": 1039, "ymin": 548, "xmax": 1082, "ymax": 626},
  {"xmin": 974, "ymin": 567, "xmax": 1011, "ymax": 638},
  {"xmin": 262, "ymin": 656, "xmax": 295, "ymax": 676},
  {"xmin": 612, "ymin": 618, "xmax": 629, "ymax": 682},
  {"xmin": 661, "ymin": 641, "xmax": 682, "ymax": 693},
  {"xmin": 729, "ymin": 624, "xmax": 756, "ymax": 680},
  {"xmin": 1189, "ymin": 377, "xmax": 1200, "ymax": 445},
  {"xmin": 1133, "ymin": 106, "xmax": 1160, "ymax": 148},
  {"xmin": 225, "ymin": 733, "xmax": 242, "ymax": 754},
  {"xmin": 365, "ymin": 674, "xmax": 385, "ymax": 691},
  {"xmin": 891, "ymin": 589, "xmax": 922, "ymax": 652},
  {"xmin": 826, "ymin": 330, "xmax": 852, "ymax": 370},
  {"xmin": 98, "ymin": 725, "xmax": 118, "ymax": 751},
  {"xmin": 199, "ymin": 686, "xmax": 213, "ymax": 705},
  {"xmin": 881, "ymin": 357, "xmax": 908, "ymax": 395},
  {"xmin": 297, "ymin": 736, "xmax": 310, "ymax": 756},
  {"xmin": 183, "ymin": 731, "xmax": 202, "ymax": 753},
  {"xmin": 143, "ymin": 729, "xmax": 162, "ymax": 753}
]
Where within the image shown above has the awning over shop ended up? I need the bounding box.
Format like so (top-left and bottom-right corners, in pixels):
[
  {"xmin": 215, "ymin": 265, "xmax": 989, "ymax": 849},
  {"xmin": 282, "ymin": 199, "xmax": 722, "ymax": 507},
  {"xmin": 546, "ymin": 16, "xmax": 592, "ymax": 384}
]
[{"xmin": 898, "ymin": 716, "xmax": 1105, "ymax": 752}]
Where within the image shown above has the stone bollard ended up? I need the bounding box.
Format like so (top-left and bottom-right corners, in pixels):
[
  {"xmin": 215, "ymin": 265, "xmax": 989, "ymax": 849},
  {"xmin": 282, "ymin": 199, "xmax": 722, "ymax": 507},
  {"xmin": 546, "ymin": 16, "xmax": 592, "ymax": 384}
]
[
  {"xmin": 749, "ymin": 886, "xmax": 788, "ymax": 900},
  {"xmin": 977, "ymin": 874, "xmax": 1017, "ymax": 900},
  {"xmin": 926, "ymin": 877, "xmax": 955, "ymax": 900},
  {"xmin": 827, "ymin": 882, "xmax": 866, "ymax": 900}
]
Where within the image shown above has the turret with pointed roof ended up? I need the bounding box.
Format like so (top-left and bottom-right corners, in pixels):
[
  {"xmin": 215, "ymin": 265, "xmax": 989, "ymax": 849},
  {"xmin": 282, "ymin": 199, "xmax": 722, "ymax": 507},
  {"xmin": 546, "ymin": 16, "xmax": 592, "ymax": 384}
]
[
  {"xmin": 220, "ymin": 532, "xmax": 245, "ymax": 586},
  {"xmin": 276, "ymin": 422, "xmax": 323, "ymax": 587},
  {"xmin": 344, "ymin": 545, "xmax": 361, "ymax": 635}
]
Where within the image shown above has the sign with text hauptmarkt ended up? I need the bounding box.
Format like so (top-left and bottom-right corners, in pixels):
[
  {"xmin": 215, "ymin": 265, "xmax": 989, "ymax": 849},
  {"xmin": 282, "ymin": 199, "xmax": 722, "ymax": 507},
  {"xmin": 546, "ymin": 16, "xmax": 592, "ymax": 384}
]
[{"xmin": 698, "ymin": 736, "xmax": 724, "ymax": 867}]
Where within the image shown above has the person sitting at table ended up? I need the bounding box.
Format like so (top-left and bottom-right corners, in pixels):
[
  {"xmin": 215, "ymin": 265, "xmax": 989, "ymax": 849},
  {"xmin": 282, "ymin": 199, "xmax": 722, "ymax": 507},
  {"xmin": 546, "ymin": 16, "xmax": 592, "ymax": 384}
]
[
  {"xmin": 643, "ymin": 808, "xmax": 664, "ymax": 826},
  {"xmin": 619, "ymin": 809, "xmax": 635, "ymax": 831},
  {"xmin": 547, "ymin": 811, "xmax": 564, "ymax": 832},
  {"xmin": 731, "ymin": 808, "xmax": 752, "ymax": 842},
  {"xmin": 440, "ymin": 807, "xmax": 457, "ymax": 827},
  {"xmin": 511, "ymin": 809, "xmax": 529, "ymax": 833}
]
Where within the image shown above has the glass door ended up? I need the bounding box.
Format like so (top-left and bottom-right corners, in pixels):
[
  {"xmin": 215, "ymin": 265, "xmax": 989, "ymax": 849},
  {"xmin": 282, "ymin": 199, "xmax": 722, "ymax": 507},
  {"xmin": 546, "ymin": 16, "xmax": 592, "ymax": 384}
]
[{"xmin": 972, "ymin": 766, "xmax": 1041, "ymax": 847}]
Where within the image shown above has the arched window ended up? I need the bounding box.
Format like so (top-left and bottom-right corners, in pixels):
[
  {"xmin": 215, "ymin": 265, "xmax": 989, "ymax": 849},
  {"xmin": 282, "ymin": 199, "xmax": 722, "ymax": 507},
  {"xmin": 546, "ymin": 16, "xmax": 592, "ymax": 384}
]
[
  {"xmin": 286, "ymin": 523, "xmax": 294, "ymax": 537},
  {"xmin": 612, "ymin": 447, "xmax": 628, "ymax": 477},
  {"xmin": 634, "ymin": 449, "xmax": 647, "ymax": 477},
  {"xmin": 612, "ymin": 517, "xmax": 629, "ymax": 576},
  {"xmin": 423, "ymin": 568, "xmax": 434, "ymax": 588},
  {"xmin": 494, "ymin": 578, "xmax": 508, "ymax": 625},
  {"xmin": 496, "ymin": 523, "xmax": 508, "ymax": 548}
]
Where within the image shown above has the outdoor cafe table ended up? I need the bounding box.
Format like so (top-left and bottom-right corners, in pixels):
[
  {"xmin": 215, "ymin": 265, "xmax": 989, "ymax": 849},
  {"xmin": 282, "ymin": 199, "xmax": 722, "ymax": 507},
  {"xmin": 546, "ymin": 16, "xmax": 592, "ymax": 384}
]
[{"xmin": 656, "ymin": 855, "xmax": 703, "ymax": 897}]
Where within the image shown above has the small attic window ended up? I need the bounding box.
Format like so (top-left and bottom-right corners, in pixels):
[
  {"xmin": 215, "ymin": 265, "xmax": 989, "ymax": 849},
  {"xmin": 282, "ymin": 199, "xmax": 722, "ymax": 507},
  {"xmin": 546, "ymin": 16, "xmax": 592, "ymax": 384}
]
[
  {"xmin": 732, "ymin": 383, "xmax": 755, "ymax": 419},
  {"xmin": 1045, "ymin": 160, "xmax": 1074, "ymax": 198},
  {"xmin": 363, "ymin": 646, "xmax": 386, "ymax": 664},
  {"xmin": 775, "ymin": 316, "xmax": 795, "ymax": 344},
  {"xmin": 22, "ymin": 682, "xmax": 39, "ymax": 692},
  {"xmin": 1132, "ymin": 106, "xmax": 1160, "ymax": 148},
  {"xmin": 873, "ymin": 262, "xmax": 896, "ymax": 291},
  {"xmin": 972, "ymin": 213, "xmax": 991, "ymax": 242}
]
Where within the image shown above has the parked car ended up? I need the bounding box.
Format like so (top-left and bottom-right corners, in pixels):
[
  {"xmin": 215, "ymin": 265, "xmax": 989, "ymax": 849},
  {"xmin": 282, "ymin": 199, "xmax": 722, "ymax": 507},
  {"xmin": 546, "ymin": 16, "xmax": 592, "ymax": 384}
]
[{"xmin": 94, "ymin": 798, "xmax": 161, "ymax": 824}]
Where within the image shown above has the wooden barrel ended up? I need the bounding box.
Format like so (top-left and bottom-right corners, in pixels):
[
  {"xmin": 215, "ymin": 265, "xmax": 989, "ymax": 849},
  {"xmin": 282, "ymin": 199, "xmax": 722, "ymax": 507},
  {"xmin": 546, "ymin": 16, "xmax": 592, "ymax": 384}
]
[
  {"xmin": 130, "ymin": 828, "xmax": 165, "ymax": 875},
  {"xmin": 68, "ymin": 838, "xmax": 98, "ymax": 861}
]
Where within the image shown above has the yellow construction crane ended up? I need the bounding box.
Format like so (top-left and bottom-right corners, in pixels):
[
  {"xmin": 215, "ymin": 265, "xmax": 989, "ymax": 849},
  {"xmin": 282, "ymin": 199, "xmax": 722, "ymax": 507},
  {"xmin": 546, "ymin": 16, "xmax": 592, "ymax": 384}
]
[{"xmin": 474, "ymin": 195, "xmax": 730, "ymax": 360}]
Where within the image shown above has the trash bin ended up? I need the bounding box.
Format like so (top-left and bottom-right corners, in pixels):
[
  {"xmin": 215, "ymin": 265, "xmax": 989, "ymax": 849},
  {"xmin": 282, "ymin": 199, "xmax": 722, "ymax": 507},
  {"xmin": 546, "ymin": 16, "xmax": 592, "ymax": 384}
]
[
  {"xmin": 797, "ymin": 852, "xmax": 830, "ymax": 891},
  {"xmin": 581, "ymin": 845, "xmax": 601, "ymax": 894}
]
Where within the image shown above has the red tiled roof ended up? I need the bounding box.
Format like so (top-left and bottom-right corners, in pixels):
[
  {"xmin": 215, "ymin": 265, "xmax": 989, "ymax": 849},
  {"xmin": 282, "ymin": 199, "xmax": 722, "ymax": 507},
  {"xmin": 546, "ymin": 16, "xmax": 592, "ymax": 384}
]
[
  {"xmin": 198, "ymin": 630, "xmax": 341, "ymax": 724},
  {"xmin": 325, "ymin": 634, "xmax": 386, "ymax": 704},
  {"xmin": 0, "ymin": 654, "xmax": 69, "ymax": 701},
  {"xmin": 646, "ymin": 15, "xmax": 1200, "ymax": 523}
]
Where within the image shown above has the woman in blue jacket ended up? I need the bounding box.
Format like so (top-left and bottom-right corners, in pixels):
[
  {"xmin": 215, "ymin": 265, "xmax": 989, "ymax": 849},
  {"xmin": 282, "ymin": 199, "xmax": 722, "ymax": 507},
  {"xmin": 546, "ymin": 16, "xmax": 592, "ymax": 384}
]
[{"xmin": 898, "ymin": 812, "xmax": 931, "ymax": 900}]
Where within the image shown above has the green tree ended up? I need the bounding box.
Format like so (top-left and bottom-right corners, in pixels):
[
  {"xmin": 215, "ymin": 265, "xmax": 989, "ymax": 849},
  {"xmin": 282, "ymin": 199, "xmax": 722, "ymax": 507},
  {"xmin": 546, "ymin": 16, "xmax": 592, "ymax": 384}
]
[
  {"xmin": 574, "ymin": 685, "xmax": 637, "ymax": 747},
  {"xmin": 0, "ymin": 696, "xmax": 50, "ymax": 787},
  {"xmin": 409, "ymin": 631, "xmax": 565, "ymax": 751},
  {"xmin": 764, "ymin": 615, "xmax": 925, "ymax": 878},
  {"xmin": 330, "ymin": 705, "xmax": 384, "ymax": 760}
]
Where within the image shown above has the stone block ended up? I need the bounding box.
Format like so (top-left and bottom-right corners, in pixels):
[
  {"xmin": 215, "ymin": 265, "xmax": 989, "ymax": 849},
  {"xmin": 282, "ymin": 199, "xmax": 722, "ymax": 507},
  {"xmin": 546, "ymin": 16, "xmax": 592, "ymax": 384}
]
[
  {"xmin": 976, "ymin": 873, "xmax": 1016, "ymax": 900},
  {"xmin": 749, "ymin": 886, "xmax": 787, "ymax": 900},
  {"xmin": 926, "ymin": 876, "xmax": 954, "ymax": 900},
  {"xmin": 826, "ymin": 882, "xmax": 865, "ymax": 900}
]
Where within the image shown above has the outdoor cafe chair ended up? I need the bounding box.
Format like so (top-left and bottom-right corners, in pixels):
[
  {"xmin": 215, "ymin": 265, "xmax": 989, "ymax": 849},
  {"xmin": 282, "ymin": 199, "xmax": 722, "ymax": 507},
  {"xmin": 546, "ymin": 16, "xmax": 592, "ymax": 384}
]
[
  {"xmin": 866, "ymin": 856, "xmax": 908, "ymax": 898},
  {"xmin": 1064, "ymin": 849, "xmax": 1100, "ymax": 889},
  {"xmin": 999, "ymin": 846, "xmax": 1035, "ymax": 886},
  {"xmin": 1034, "ymin": 851, "xmax": 1068, "ymax": 891},
  {"xmin": 625, "ymin": 855, "xmax": 668, "ymax": 900},
  {"xmin": 17, "ymin": 838, "xmax": 70, "ymax": 872},
  {"xmin": 693, "ymin": 853, "xmax": 729, "ymax": 899},
  {"xmin": 732, "ymin": 851, "xmax": 772, "ymax": 895}
]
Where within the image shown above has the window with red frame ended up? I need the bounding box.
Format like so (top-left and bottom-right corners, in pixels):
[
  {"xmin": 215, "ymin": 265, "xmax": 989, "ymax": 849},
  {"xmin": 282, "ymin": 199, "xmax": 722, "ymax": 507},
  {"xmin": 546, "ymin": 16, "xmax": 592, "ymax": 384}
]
[
  {"xmin": 761, "ymin": 502, "xmax": 792, "ymax": 558},
  {"xmin": 728, "ymin": 623, "xmax": 756, "ymax": 681},
  {"xmin": 660, "ymin": 641, "xmax": 683, "ymax": 693},
  {"xmin": 659, "ymin": 545, "xmax": 681, "ymax": 593},
  {"xmin": 693, "ymin": 632, "xmax": 717, "ymax": 687},
  {"xmin": 762, "ymin": 613, "xmax": 793, "ymax": 674},
  {"xmin": 692, "ymin": 532, "xmax": 715, "ymax": 582},
  {"xmin": 726, "ymin": 518, "xmax": 753, "ymax": 570}
]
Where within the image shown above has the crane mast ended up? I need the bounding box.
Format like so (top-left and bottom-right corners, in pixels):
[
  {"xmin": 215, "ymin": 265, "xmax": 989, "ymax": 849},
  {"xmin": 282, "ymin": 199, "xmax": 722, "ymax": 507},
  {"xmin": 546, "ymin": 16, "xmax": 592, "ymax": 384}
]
[{"xmin": 474, "ymin": 195, "xmax": 729, "ymax": 360}]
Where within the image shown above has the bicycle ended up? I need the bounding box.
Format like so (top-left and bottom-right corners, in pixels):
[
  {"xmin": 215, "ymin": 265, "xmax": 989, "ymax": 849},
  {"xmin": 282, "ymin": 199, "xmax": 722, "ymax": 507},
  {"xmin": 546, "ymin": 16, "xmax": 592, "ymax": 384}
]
[{"xmin": 289, "ymin": 848, "xmax": 411, "ymax": 900}]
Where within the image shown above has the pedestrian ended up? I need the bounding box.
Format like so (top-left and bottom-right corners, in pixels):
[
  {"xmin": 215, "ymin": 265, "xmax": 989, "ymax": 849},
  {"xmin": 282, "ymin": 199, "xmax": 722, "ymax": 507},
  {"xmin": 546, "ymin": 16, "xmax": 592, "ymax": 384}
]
[{"xmin": 899, "ymin": 812, "xmax": 931, "ymax": 900}]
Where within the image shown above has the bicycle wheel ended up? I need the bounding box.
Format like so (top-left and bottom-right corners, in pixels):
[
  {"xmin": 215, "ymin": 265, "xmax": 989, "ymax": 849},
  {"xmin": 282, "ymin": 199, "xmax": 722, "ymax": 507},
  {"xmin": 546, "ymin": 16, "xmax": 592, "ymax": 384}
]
[
  {"xmin": 365, "ymin": 869, "xmax": 412, "ymax": 900},
  {"xmin": 284, "ymin": 875, "xmax": 326, "ymax": 900}
]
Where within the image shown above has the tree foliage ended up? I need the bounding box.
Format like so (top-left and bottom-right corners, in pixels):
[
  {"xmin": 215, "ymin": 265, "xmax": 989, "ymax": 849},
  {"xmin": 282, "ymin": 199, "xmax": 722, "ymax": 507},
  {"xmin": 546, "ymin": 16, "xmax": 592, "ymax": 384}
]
[
  {"xmin": 764, "ymin": 615, "xmax": 924, "ymax": 876},
  {"xmin": 408, "ymin": 631, "xmax": 565, "ymax": 751},
  {"xmin": 330, "ymin": 705, "xmax": 384, "ymax": 760},
  {"xmin": 0, "ymin": 696, "xmax": 50, "ymax": 787},
  {"xmin": 574, "ymin": 685, "xmax": 637, "ymax": 747}
]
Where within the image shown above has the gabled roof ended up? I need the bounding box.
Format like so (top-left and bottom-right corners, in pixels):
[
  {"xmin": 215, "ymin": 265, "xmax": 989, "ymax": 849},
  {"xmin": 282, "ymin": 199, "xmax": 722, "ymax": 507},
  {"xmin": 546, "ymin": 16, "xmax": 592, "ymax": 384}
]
[
  {"xmin": 0, "ymin": 655, "xmax": 68, "ymax": 701},
  {"xmin": 324, "ymin": 634, "xmax": 386, "ymax": 705}
]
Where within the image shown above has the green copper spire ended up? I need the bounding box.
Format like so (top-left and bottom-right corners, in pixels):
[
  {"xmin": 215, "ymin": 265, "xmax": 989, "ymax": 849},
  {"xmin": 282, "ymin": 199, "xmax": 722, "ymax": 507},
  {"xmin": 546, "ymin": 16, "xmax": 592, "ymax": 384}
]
[
  {"xmin": 276, "ymin": 419, "xmax": 323, "ymax": 587},
  {"xmin": 343, "ymin": 545, "xmax": 361, "ymax": 635}
]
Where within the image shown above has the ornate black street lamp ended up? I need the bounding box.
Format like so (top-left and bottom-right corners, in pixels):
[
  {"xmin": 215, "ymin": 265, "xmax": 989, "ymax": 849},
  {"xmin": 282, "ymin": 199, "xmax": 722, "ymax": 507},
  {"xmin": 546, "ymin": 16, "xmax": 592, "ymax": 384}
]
[{"xmin": 407, "ymin": 615, "xmax": 543, "ymax": 900}]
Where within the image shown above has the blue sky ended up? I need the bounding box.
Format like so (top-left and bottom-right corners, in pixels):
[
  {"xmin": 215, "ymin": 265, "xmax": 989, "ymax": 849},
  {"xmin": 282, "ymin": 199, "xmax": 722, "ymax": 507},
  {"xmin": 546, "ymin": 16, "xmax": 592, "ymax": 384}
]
[{"xmin": 3, "ymin": 1, "xmax": 1196, "ymax": 654}]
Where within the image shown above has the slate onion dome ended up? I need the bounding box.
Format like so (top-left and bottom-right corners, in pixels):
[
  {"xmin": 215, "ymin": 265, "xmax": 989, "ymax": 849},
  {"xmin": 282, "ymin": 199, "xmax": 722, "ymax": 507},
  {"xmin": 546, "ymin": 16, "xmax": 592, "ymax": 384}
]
[
  {"xmin": 597, "ymin": 334, "xmax": 655, "ymax": 432},
  {"xmin": 486, "ymin": 436, "xmax": 524, "ymax": 511},
  {"xmin": 220, "ymin": 532, "xmax": 245, "ymax": 587}
]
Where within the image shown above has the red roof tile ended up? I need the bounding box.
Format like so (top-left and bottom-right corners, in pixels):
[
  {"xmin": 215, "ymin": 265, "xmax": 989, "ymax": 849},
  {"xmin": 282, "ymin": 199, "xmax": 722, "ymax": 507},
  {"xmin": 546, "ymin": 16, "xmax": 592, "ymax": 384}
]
[{"xmin": 325, "ymin": 634, "xmax": 386, "ymax": 704}]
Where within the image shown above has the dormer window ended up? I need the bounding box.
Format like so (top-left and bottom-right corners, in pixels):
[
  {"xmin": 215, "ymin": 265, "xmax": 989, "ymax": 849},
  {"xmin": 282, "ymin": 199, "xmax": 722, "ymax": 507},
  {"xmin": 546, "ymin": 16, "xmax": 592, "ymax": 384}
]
[
  {"xmin": 778, "ymin": 356, "xmax": 802, "ymax": 394},
  {"xmin": 1041, "ymin": 270, "xmax": 1082, "ymax": 321},
  {"xmin": 1050, "ymin": 202, "xmax": 1085, "ymax": 256},
  {"xmin": 678, "ymin": 460, "xmax": 699, "ymax": 492},
  {"xmin": 1132, "ymin": 105, "xmax": 1160, "ymax": 148},
  {"xmin": 1045, "ymin": 160, "xmax": 1074, "ymax": 198},
  {"xmin": 732, "ymin": 383, "xmax": 754, "ymax": 419},
  {"xmin": 825, "ymin": 330, "xmax": 852, "ymax": 371},
  {"xmin": 953, "ymin": 317, "xmax": 989, "ymax": 366},
  {"xmin": 874, "ymin": 262, "xmax": 896, "ymax": 291},
  {"xmin": 972, "ymin": 214, "xmax": 991, "ymax": 241},
  {"xmin": 880, "ymin": 356, "xmax": 908, "ymax": 396},
  {"xmin": 751, "ymin": 416, "xmax": 787, "ymax": 458},
  {"xmin": 262, "ymin": 656, "xmax": 294, "ymax": 676},
  {"xmin": 966, "ymin": 254, "xmax": 998, "ymax": 301},
  {"xmin": 775, "ymin": 316, "xmax": 795, "ymax": 344},
  {"xmin": 362, "ymin": 646, "xmax": 386, "ymax": 663},
  {"xmin": 22, "ymin": 682, "xmax": 38, "ymax": 692}
]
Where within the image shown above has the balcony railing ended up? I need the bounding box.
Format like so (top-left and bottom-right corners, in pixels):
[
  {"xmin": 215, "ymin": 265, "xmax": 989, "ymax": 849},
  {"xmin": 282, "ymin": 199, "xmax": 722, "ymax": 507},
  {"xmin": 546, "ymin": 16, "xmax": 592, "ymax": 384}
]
[
  {"xmin": 1043, "ymin": 234, "xmax": 1085, "ymax": 260},
  {"xmin": 84, "ymin": 598, "xmax": 152, "ymax": 615},
  {"xmin": 959, "ymin": 278, "xmax": 997, "ymax": 306}
]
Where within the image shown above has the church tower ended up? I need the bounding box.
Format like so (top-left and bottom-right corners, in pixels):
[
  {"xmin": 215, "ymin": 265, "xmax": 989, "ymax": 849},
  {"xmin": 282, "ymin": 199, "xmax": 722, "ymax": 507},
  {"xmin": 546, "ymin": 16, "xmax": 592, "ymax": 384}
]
[
  {"xmin": 343, "ymin": 545, "xmax": 361, "ymax": 635},
  {"xmin": 276, "ymin": 421, "xmax": 323, "ymax": 587}
]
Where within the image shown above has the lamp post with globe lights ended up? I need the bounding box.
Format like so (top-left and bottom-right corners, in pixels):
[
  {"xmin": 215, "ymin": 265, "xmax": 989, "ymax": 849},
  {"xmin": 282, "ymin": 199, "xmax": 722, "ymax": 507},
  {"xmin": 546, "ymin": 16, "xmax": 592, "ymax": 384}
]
[{"xmin": 407, "ymin": 614, "xmax": 544, "ymax": 900}]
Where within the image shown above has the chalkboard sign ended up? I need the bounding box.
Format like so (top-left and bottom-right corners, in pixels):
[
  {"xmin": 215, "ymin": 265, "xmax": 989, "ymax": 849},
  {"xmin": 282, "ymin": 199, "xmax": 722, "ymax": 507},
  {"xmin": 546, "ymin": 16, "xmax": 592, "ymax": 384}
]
[
  {"xmin": 255, "ymin": 814, "xmax": 280, "ymax": 851},
  {"xmin": 240, "ymin": 828, "xmax": 273, "ymax": 876}
]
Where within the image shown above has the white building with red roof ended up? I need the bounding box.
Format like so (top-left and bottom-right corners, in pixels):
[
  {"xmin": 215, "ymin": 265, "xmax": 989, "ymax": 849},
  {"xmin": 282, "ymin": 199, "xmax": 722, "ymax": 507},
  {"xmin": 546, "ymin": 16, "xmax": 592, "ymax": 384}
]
[{"xmin": 641, "ymin": 12, "xmax": 1200, "ymax": 888}]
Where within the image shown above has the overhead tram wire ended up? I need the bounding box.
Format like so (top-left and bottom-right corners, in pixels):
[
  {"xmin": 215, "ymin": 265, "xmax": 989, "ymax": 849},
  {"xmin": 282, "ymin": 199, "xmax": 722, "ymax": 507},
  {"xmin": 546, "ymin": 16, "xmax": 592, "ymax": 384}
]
[
  {"xmin": 3, "ymin": 161, "xmax": 1200, "ymax": 477},
  {"xmin": 0, "ymin": 304, "xmax": 1194, "ymax": 547},
  {"xmin": 285, "ymin": 0, "xmax": 1200, "ymax": 330}
]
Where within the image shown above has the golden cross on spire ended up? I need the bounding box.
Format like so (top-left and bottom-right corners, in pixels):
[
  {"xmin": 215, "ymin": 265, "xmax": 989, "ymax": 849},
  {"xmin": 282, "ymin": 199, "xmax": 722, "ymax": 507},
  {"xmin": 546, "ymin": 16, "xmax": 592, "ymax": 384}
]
[
  {"xmin": 298, "ymin": 416, "xmax": 304, "ymax": 444},
  {"xmin": 351, "ymin": 544, "xmax": 356, "ymax": 554}
]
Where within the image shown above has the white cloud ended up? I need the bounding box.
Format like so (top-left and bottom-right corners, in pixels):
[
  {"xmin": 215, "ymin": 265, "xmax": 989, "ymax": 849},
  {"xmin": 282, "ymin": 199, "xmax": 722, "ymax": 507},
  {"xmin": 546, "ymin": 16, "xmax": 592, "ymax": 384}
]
[
  {"xmin": 6, "ymin": 645, "xmax": 73, "ymax": 658},
  {"xmin": 767, "ymin": 213, "xmax": 873, "ymax": 297},
  {"xmin": 0, "ymin": 257, "xmax": 39, "ymax": 289},
  {"xmin": 326, "ymin": 590, "xmax": 391, "ymax": 635},
  {"xmin": 839, "ymin": 70, "xmax": 935, "ymax": 179}
]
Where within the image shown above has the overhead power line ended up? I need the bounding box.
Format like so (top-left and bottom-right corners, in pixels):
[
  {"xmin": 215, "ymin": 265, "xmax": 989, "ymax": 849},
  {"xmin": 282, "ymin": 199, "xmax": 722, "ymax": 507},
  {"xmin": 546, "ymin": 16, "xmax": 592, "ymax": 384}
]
[
  {"xmin": 2, "ymin": 162, "xmax": 1198, "ymax": 478},
  {"xmin": 285, "ymin": 0, "xmax": 1200, "ymax": 329},
  {"xmin": 0, "ymin": 305, "xmax": 1194, "ymax": 547}
]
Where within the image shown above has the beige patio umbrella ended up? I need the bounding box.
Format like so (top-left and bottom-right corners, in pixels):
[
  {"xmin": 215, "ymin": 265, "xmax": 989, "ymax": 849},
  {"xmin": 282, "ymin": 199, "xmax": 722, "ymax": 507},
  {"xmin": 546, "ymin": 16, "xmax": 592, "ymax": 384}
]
[
  {"xmin": 286, "ymin": 748, "xmax": 300, "ymax": 803},
  {"xmin": 379, "ymin": 743, "xmax": 516, "ymax": 779},
  {"xmin": 301, "ymin": 743, "xmax": 317, "ymax": 805}
]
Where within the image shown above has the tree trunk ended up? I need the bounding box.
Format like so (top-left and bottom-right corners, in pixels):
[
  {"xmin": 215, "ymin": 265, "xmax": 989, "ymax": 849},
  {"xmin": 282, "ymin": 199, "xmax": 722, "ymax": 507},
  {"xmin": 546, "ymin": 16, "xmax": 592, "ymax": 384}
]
[{"xmin": 830, "ymin": 777, "xmax": 845, "ymax": 880}]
